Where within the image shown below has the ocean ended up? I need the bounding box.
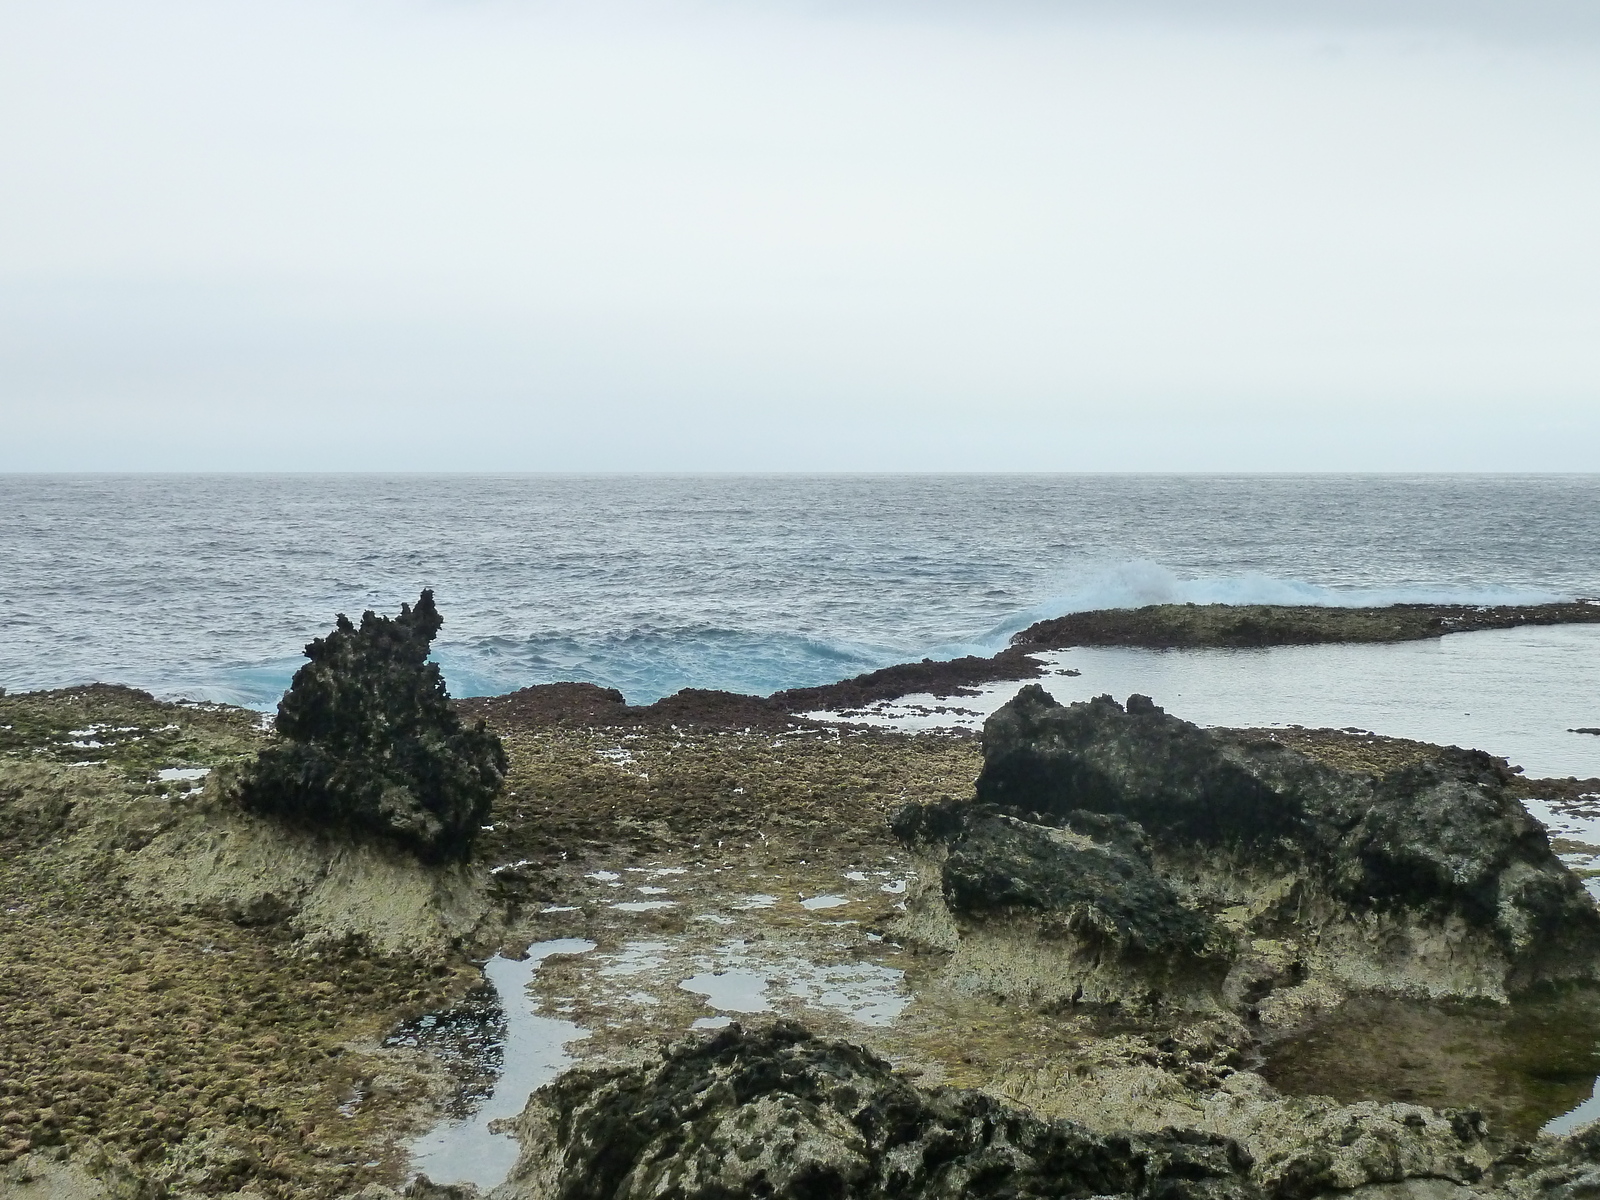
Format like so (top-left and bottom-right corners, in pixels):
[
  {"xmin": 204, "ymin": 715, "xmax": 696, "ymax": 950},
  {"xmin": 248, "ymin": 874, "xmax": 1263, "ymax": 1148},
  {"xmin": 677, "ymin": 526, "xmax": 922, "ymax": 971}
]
[{"xmin": 4, "ymin": 473, "xmax": 1598, "ymax": 772}]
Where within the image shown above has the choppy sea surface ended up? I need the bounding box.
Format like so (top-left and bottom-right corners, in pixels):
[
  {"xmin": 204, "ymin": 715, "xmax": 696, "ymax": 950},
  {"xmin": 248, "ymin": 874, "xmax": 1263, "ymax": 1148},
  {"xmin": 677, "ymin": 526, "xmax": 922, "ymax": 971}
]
[{"xmin": 4, "ymin": 474, "xmax": 1598, "ymax": 767}]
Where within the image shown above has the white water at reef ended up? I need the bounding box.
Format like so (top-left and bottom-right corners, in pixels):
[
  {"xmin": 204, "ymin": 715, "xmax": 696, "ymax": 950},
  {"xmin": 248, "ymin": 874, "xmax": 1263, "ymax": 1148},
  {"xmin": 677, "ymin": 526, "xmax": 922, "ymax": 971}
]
[
  {"xmin": 807, "ymin": 624, "xmax": 1600, "ymax": 781},
  {"xmin": 5, "ymin": 474, "xmax": 1597, "ymax": 706}
]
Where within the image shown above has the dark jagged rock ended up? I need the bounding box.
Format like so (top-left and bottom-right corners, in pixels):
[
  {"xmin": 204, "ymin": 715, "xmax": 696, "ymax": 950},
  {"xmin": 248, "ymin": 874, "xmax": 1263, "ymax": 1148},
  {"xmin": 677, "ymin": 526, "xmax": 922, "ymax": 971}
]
[
  {"xmin": 504, "ymin": 1020, "xmax": 1257, "ymax": 1200},
  {"xmin": 1012, "ymin": 601, "xmax": 1600, "ymax": 652},
  {"xmin": 895, "ymin": 800, "xmax": 1215, "ymax": 958},
  {"xmin": 981, "ymin": 687, "xmax": 1592, "ymax": 941},
  {"xmin": 237, "ymin": 591, "xmax": 506, "ymax": 861},
  {"xmin": 976, "ymin": 691, "xmax": 1336, "ymax": 848},
  {"xmin": 768, "ymin": 647, "xmax": 1049, "ymax": 713},
  {"xmin": 456, "ymin": 682, "xmax": 810, "ymax": 733},
  {"xmin": 893, "ymin": 687, "xmax": 1600, "ymax": 1010}
]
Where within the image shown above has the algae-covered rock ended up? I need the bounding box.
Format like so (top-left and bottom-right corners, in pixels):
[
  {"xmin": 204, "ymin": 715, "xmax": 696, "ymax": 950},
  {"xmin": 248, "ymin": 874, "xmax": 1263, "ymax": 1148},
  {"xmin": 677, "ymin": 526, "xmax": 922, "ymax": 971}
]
[
  {"xmin": 237, "ymin": 591, "xmax": 506, "ymax": 861},
  {"xmin": 895, "ymin": 686, "xmax": 1600, "ymax": 1009},
  {"xmin": 503, "ymin": 1020, "xmax": 1258, "ymax": 1200}
]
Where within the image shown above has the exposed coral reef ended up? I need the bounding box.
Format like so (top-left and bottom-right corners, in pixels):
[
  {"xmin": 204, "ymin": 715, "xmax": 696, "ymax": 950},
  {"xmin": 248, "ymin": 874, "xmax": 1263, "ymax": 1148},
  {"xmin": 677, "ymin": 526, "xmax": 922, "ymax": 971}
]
[
  {"xmin": 502, "ymin": 1021, "xmax": 1257, "ymax": 1200},
  {"xmin": 239, "ymin": 591, "xmax": 507, "ymax": 861},
  {"xmin": 1012, "ymin": 601, "xmax": 1600, "ymax": 652},
  {"xmin": 893, "ymin": 687, "xmax": 1600, "ymax": 1012}
]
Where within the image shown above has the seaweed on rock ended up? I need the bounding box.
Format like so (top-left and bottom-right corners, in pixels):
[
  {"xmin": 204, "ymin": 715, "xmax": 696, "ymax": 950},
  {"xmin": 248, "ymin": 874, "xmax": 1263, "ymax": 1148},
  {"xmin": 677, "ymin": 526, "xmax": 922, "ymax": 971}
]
[{"xmin": 237, "ymin": 590, "xmax": 506, "ymax": 861}]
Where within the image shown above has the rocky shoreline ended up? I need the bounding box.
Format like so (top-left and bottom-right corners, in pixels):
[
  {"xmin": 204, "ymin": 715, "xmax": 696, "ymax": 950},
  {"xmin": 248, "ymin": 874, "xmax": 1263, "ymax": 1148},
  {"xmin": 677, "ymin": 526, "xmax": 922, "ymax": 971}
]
[
  {"xmin": 5, "ymin": 602, "xmax": 1600, "ymax": 1200},
  {"xmin": 456, "ymin": 601, "xmax": 1600, "ymax": 725}
]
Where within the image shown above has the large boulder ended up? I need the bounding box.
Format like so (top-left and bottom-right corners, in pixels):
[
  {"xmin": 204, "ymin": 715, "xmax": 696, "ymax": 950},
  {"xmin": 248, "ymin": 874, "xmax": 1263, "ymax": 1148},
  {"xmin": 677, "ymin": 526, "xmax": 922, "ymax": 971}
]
[
  {"xmin": 501, "ymin": 1020, "xmax": 1258, "ymax": 1200},
  {"xmin": 236, "ymin": 591, "xmax": 506, "ymax": 861},
  {"xmin": 892, "ymin": 800, "xmax": 1233, "ymax": 1007},
  {"xmin": 893, "ymin": 687, "xmax": 1600, "ymax": 1010}
]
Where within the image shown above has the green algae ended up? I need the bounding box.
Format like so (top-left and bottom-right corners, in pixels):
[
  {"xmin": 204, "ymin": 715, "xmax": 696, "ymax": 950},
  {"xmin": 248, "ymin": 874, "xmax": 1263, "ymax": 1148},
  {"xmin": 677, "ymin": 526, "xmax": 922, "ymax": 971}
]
[
  {"xmin": 0, "ymin": 684, "xmax": 261, "ymax": 776},
  {"xmin": 6, "ymin": 678, "xmax": 1600, "ymax": 1198},
  {"xmin": 0, "ymin": 687, "xmax": 479, "ymax": 1197}
]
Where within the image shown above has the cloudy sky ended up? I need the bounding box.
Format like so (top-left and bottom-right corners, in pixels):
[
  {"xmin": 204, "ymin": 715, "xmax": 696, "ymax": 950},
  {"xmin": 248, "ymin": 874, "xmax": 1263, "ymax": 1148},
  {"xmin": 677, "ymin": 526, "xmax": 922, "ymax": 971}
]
[{"xmin": 2, "ymin": 0, "xmax": 1597, "ymax": 471}]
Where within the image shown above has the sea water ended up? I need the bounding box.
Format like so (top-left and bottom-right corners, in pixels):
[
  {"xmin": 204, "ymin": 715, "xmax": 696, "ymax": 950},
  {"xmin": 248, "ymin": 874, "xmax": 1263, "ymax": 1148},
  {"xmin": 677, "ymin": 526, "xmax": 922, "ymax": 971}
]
[
  {"xmin": 12, "ymin": 473, "xmax": 1592, "ymax": 1161},
  {"xmin": 805, "ymin": 627, "xmax": 1600, "ymax": 779},
  {"xmin": 4, "ymin": 474, "xmax": 1596, "ymax": 713}
]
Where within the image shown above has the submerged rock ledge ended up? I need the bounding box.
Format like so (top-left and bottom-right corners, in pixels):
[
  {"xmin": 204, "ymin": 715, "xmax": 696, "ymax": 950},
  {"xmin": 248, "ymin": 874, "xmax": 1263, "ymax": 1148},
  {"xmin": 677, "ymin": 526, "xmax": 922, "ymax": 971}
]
[
  {"xmin": 459, "ymin": 601, "xmax": 1600, "ymax": 724},
  {"xmin": 1012, "ymin": 600, "xmax": 1600, "ymax": 653}
]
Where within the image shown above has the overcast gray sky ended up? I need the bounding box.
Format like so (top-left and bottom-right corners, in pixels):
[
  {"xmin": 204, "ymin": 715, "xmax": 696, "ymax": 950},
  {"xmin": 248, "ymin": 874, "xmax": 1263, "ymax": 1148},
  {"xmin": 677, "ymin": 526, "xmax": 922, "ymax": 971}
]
[{"xmin": 2, "ymin": 0, "xmax": 1597, "ymax": 471}]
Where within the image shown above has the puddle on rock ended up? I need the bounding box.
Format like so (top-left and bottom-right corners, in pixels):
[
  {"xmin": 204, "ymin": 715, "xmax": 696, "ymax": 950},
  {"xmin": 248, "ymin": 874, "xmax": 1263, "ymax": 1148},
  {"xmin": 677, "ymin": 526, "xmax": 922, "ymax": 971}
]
[
  {"xmin": 1525, "ymin": 793, "xmax": 1600, "ymax": 902},
  {"xmin": 680, "ymin": 970, "xmax": 773, "ymax": 1014},
  {"xmin": 780, "ymin": 961, "xmax": 908, "ymax": 1026},
  {"xmin": 800, "ymin": 894, "xmax": 850, "ymax": 910},
  {"xmin": 1261, "ymin": 986, "xmax": 1600, "ymax": 1138},
  {"xmin": 407, "ymin": 938, "xmax": 596, "ymax": 1190}
]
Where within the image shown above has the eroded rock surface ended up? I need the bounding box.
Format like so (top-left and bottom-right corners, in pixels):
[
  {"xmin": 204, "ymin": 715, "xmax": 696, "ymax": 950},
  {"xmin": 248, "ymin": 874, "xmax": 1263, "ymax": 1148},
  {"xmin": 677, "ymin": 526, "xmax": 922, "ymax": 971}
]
[
  {"xmin": 239, "ymin": 590, "xmax": 507, "ymax": 861},
  {"xmin": 894, "ymin": 687, "xmax": 1600, "ymax": 1011},
  {"xmin": 503, "ymin": 1021, "xmax": 1257, "ymax": 1200}
]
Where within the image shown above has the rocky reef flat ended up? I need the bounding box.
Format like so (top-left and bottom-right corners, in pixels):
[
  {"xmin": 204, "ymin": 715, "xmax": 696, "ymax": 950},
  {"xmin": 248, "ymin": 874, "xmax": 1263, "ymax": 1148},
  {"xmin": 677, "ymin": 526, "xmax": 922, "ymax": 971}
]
[
  {"xmin": 6, "ymin": 657, "xmax": 1600, "ymax": 1200},
  {"xmin": 1012, "ymin": 601, "xmax": 1600, "ymax": 652},
  {"xmin": 766, "ymin": 601, "xmax": 1600, "ymax": 714}
]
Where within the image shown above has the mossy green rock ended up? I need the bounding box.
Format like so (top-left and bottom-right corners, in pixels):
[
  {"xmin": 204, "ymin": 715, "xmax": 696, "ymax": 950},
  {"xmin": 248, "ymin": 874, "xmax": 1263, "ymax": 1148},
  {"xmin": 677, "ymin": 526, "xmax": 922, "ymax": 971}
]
[{"xmin": 237, "ymin": 590, "xmax": 506, "ymax": 861}]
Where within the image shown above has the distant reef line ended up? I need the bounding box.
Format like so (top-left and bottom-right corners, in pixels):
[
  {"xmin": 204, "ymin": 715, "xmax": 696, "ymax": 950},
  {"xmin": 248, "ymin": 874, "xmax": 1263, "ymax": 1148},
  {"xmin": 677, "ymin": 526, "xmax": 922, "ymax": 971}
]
[{"xmin": 457, "ymin": 599, "xmax": 1600, "ymax": 732}]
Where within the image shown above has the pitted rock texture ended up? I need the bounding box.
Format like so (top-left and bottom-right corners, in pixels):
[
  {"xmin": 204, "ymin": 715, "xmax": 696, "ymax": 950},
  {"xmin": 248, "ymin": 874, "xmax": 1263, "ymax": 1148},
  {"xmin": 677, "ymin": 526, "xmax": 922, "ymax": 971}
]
[
  {"xmin": 896, "ymin": 687, "xmax": 1600, "ymax": 1005},
  {"xmin": 237, "ymin": 590, "xmax": 507, "ymax": 861},
  {"xmin": 503, "ymin": 1021, "xmax": 1258, "ymax": 1200},
  {"xmin": 894, "ymin": 802, "xmax": 1219, "ymax": 960}
]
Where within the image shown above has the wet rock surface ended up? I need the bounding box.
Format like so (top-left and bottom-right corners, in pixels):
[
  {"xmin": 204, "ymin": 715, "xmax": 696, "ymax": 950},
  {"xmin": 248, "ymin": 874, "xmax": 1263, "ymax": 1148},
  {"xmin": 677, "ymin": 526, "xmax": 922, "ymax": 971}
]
[
  {"xmin": 504, "ymin": 1021, "xmax": 1257, "ymax": 1200},
  {"xmin": 8, "ymin": 672, "xmax": 1600, "ymax": 1200},
  {"xmin": 1012, "ymin": 601, "xmax": 1600, "ymax": 653},
  {"xmin": 769, "ymin": 649, "xmax": 1051, "ymax": 714},
  {"xmin": 895, "ymin": 687, "xmax": 1600, "ymax": 1008},
  {"xmin": 457, "ymin": 683, "xmax": 813, "ymax": 733},
  {"xmin": 239, "ymin": 591, "xmax": 508, "ymax": 861},
  {"xmin": 894, "ymin": 802, "xmax": 1222, "ymax": 987}
]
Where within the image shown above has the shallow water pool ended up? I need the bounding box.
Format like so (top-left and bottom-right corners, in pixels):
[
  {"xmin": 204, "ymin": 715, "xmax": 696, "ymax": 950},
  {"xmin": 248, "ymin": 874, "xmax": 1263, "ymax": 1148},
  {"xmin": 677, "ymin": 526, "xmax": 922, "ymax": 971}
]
[
  {"xmin": 407, "ymin": 939, "xmax": 596, "ymax": 1190},
  {"xmin": 810, "ymin": 625, "xmax": 1600, "ymax": 780}
]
